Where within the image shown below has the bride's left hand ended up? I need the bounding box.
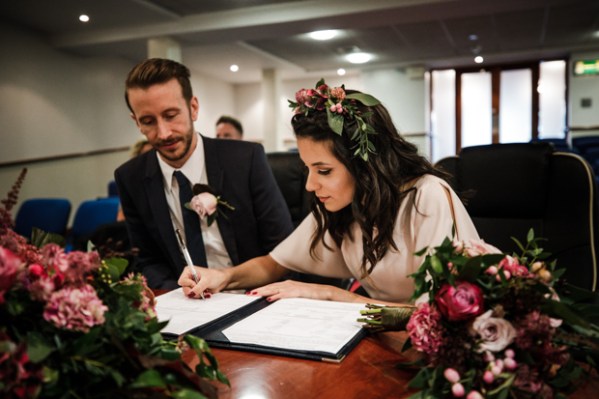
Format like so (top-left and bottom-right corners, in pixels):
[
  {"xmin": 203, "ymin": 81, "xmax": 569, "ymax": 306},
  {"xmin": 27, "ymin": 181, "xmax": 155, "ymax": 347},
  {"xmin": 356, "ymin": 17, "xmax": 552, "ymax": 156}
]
[{"xmin": 248, "ymin": 280, "xmax": 331, "ymax": 302}]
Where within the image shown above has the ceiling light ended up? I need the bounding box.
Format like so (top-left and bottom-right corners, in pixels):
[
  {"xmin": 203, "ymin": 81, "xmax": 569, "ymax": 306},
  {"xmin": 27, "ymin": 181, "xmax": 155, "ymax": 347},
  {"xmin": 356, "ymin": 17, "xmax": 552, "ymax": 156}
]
[
  {"xmin": 474, "ymin": 56, "xmax": 484, "ymax": 64},
  {"xmin": 337, "ymin": 68, "xmax": 346, "ymax": 76},
  {"xmin": 469, "ymin": 34, "xmax": 478, "ymax": 41},
  {"xmin": 229, "ymin": 64, "xmax": 239, "ymax": 72},
  {"xmin": 345, "ymin": 52, "xmax": 372, "ymax": 64},
  {"xmin": 79, "ymin": 14, "xmax": 90, "ymax": 23},
  {"xmin": 308, "ymin": 30, "xmax": 338, "ymax": 41}
]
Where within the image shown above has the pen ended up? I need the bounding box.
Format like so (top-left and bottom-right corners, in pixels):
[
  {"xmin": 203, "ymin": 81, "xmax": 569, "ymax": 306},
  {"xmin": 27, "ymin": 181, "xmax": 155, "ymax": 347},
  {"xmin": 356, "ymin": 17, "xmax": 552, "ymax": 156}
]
[{"xmin": 175, "ymin": 229, "xmax": 205, "ymax": 299}]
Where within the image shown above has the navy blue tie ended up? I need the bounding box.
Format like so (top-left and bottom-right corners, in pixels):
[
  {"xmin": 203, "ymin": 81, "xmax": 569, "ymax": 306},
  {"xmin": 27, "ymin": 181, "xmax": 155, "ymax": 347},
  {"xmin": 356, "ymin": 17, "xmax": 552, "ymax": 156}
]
[{"xmin": 173, "ymin": 171, "xmax": 207, "ymax": 267}]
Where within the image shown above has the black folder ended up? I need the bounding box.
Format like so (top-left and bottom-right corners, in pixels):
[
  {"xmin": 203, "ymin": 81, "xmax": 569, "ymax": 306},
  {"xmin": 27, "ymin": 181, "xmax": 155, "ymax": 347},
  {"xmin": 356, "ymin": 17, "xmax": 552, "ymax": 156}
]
[{"xmin": 161, "ymin": 296, "xmax": 366, "ymax": 363}]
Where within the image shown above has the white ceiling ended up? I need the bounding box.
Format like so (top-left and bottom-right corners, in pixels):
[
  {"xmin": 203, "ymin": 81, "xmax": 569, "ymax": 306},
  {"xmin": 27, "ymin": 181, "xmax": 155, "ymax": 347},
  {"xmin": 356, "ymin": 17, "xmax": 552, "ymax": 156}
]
[{"xmin": 1, "ymin": 0, "xmax": 598, "ymax": 83}]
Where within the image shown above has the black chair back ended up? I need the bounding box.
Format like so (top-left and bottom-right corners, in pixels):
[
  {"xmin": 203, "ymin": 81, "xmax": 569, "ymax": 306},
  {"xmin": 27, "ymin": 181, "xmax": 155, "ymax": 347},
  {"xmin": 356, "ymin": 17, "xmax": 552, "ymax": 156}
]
[{"xmin": 436, "ymin": 142, "xmax": 598, "ymax": 291}]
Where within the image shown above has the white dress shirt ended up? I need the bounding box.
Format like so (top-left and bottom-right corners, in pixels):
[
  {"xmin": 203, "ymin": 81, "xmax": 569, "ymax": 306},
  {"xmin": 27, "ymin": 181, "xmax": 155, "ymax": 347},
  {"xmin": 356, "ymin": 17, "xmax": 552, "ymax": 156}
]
[{"xmin": 156, "ymin": 134, "xmax": 233, "ymax": 270}]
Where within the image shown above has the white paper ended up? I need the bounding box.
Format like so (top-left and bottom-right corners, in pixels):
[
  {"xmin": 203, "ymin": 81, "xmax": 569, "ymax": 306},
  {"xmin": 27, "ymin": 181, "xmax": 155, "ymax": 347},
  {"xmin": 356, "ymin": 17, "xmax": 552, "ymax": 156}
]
[
  {"xmin": 155, "ymin": 288, "xmax": 259, "ymax": 335},
  {"xmin": 222, "ymin": 298, "xmax": 366, "ymax": 354}
]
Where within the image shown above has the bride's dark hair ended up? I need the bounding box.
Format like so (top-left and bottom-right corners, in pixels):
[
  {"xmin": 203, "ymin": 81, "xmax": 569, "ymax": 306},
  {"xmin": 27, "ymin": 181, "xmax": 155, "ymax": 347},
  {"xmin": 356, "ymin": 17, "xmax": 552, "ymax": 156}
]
[{"xmin": 291, "ymin": 90, "xmax": 446, "ymax": 277}]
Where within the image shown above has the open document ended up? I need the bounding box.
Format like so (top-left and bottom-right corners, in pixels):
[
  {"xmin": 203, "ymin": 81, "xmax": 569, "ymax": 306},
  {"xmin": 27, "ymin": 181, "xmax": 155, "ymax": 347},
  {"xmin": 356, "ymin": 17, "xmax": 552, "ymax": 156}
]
[
  {"xmin": 155, "ymin": 290, "xmax": 368, "ymax": 362},
  {"xmin": 155, "ymin": 289, "xmax": 259, "ymax": 335}
]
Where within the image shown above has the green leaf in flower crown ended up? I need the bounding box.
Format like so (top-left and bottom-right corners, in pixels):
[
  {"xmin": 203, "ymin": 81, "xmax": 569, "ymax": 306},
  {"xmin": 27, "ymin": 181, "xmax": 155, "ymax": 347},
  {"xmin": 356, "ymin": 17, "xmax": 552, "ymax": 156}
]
[
  {"xmin": 327, "ymin": 108, "xmax": 344, "ymax": 135},
  {"xmin": 346, "ymin": 93, "xmax": 381, "ymax": 106}
]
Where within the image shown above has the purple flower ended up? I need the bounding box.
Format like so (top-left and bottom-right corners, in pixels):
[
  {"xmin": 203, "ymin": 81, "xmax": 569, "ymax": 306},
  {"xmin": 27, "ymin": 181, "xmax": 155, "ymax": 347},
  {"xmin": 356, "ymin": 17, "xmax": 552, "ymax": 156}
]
[{"xmin": 43, "ymin": 284, "xmax": 107, "ymax": 332}]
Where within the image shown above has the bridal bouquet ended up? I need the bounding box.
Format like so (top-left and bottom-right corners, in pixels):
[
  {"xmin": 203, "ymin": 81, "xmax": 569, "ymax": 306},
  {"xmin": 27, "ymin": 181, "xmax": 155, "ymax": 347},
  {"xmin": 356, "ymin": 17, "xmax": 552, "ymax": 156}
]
[
  {"xmin": 360, "ymin": 231, "xmax": 599, "ymax": 398},
  {"xmin": 0, "ymin": 169, "xmax": 228, "ymax": 399}
]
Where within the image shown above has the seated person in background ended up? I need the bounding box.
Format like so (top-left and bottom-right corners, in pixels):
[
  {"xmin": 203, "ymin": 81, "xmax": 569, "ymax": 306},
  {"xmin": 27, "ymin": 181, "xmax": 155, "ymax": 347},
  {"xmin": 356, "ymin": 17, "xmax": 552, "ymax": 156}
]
[
  {"xmin": 215, "ymin": 115, "xmax": 243, "ymax": 140},
  {"xmin": 180, "ymin": 80, "xmax": 479, "ymax": 306},
  {"xmin": 115, "ymin": 58, "xmax": 294, "ymax": 290}
]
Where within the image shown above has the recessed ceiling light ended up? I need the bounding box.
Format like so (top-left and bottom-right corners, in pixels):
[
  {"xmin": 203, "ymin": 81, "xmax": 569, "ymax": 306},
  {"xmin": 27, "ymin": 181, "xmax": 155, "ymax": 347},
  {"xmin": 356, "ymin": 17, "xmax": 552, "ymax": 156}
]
[
  {"xmin": 337, "ymin": 68, "xmax": 346, "ymax": 76},
  {"xmin": 469, "ymin": 34, "xmax": 478, "ymax": 41},
  {"xmin": 345, "ymin": 52, "xmax": 372, "ymax": 64},
  {"xmin": 474, "ymin": 56, "xmax": 484, "ymax": 64},
  {"xmin": 79, "ymin": 14, "xmax": 90, "ymax": 23},
  {"xmin": 308, "ymin": 30, "xmax": 339, "ymax": 41},
  {"xmin": 229, "ymin": 64, "xmax": 239, "ymax": 72}
]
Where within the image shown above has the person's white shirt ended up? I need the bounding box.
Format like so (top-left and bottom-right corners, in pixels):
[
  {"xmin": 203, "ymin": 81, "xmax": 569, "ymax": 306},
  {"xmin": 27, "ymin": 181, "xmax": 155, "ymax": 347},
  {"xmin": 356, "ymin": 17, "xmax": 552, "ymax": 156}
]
[{"xmin": 157, "ymin": 134, "xmax": 233, "ymax": 270}]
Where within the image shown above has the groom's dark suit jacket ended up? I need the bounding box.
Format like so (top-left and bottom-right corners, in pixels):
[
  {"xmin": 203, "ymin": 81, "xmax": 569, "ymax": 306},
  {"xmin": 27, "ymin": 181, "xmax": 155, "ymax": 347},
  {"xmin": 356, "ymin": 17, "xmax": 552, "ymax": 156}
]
[{"xmin": 114, "ymin": 135, "xmax": 294, "ymax": 289}]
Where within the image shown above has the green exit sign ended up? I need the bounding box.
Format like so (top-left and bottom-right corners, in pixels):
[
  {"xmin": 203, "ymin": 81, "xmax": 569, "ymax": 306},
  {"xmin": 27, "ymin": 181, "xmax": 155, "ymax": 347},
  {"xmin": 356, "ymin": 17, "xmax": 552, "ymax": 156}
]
[{"xmin": 574, "ymin": 59, "xmax": 599, "ymax": 76}]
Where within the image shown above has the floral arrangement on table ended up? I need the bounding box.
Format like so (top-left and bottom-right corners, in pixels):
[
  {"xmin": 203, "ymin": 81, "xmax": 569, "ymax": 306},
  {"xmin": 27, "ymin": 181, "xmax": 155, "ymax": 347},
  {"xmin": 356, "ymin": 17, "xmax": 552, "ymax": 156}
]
[
  {"xmin": 0, "ymin": 169, "xmax": 228, "ymax": 399},
  {"xmin": 359, "ymin": 231, "xmax": 599, "ymax": 399},
  {"xmin": 288, "ymin": 78, "xmax": 381, "ymax": 161},
  {"xmin": 185, "ymin": 184, "xmax": 234, "ymax": 227}
]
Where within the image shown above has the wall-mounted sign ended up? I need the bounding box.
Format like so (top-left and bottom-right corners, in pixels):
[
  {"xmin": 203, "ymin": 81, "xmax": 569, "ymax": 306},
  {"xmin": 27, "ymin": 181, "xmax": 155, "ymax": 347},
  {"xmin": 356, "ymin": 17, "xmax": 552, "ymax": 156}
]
[{"xmin": 573, "ymin": 59, "xmax": 599, "ymax": 76}]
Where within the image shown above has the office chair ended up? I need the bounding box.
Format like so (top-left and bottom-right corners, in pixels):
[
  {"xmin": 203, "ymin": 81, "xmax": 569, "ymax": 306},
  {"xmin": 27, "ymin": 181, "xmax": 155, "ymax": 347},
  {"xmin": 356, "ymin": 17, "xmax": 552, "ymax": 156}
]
[
  {"xmin": 68, "ymin": 197, "xmax": 120, "ymax": 251},
  {"xmin": 14, "ymin": 198, "xmax": 72, "ymax": 240},
  {"xmin": 436, "ymin": 142, "xmax": 598, "ymax": 291},
  {"xmin": 266, "ymin": 151, "xmax": 311, "ymax": 227}
]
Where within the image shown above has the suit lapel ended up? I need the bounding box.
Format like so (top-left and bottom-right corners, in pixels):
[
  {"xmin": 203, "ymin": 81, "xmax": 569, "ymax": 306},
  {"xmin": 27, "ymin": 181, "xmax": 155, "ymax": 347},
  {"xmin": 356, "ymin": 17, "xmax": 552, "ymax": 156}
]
[
  {"xmin": 144, "ymin": 155, "xmax": 183, "ymax": 271},
  {"xmin": 203, "ymin": 137, "xmax": 240, "ymax": 265}
]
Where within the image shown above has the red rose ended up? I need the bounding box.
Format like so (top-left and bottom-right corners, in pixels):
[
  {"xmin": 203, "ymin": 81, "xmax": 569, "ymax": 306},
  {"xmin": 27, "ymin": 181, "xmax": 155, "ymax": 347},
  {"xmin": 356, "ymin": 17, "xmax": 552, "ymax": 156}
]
[{"xmin": 435, "ymin": 281, "xmax": 484, "ymax": 321}]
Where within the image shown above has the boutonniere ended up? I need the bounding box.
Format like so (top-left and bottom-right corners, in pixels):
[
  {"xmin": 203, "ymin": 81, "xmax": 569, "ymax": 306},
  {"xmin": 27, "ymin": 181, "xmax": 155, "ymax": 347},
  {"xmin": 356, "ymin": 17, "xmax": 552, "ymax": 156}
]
[{"xmin": 185, "ymin": 184, "xmax": 235, "ymax": 226}]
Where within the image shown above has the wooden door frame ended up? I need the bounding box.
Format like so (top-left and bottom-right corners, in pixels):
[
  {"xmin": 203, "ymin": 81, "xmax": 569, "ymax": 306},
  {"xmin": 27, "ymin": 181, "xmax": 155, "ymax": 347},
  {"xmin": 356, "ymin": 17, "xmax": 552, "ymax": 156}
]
[{"xmin": 452, "ymin": 61, "xmax": 542, "ymax": 153}]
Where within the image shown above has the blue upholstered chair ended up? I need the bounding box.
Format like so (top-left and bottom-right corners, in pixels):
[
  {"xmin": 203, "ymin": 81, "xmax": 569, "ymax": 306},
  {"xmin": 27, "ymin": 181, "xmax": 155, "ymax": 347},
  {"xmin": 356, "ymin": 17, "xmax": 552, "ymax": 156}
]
[
  {"xmin": 14, "ymin": 198, "xmax": 72, "ymax": 240},
  {"xmin": 67, "ymin": 197, "xmax": 120, "ymax": 251},
  {"xmin": 436, "ymin": 142, "xmax": 598, "ymax": 291}
]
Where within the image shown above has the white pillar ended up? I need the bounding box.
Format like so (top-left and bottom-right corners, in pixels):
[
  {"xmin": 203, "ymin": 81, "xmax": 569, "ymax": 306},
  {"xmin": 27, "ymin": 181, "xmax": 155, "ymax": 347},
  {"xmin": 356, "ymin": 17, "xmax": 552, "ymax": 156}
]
[
  {"xmin": 261, "ymin": 68, "xmax": 282, "ymax": 152},
  {"xmin": 147, "ymin": 37, "xmax": 182, "ymax": 62}
]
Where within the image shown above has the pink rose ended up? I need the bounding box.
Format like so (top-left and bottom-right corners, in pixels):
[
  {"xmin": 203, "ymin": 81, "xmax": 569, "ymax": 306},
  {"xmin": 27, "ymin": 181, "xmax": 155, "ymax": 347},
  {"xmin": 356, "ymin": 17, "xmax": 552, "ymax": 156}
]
[
  {"xmin": 435, "ymin": 281, "xmax": 484, "ymax": 321},
  {"xmin": 189, "ymin": 193, "xmax": 218, "ymax": 218},
  {"xmin": 470, "ymin": 310, "xmax": 517, "ymax": 352}
]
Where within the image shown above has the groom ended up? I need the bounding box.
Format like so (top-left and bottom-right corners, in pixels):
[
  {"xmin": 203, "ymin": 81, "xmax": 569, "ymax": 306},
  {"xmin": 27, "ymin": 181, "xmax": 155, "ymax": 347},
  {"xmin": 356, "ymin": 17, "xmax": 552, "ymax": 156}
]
[{"xmin": 114, "ymin": 58, "xmax": 293, "ymax": 290}]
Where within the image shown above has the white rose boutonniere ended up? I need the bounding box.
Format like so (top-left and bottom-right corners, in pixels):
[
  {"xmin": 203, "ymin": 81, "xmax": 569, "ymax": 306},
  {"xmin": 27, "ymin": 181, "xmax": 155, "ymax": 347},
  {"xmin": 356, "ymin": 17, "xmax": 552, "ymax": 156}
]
[{"xmin": 185, "ymin": 184, "xmax": 235, "ymax": 226}]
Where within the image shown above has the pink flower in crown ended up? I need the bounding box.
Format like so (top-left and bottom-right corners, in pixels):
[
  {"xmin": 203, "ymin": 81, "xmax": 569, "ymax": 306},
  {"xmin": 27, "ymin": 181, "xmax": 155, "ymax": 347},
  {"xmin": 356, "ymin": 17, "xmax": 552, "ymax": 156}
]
[
  {"xmin": 189, "ymin": 193, "xmax": 218, "ymax": 218},
  {"xmin": 435, "ymin": 281, "xmax": 484, "ymax": 321},
  {"xmin": 0, "ymin": 246, "xmax": 24, "ymax": 304},
  {"xmin": 406, "ymin": 302, "xmax": 445, "ymax": 355},
  {"xmin": 330, "ymin": 86, "xmax": 346, "ymax": 102},
  {"xmin": 295, "ymin": 88, "xmax": 320, "ymax": 109},
  {"xmin": 43, "ymin": 284, "xmax": 107, "ymax": 333}
]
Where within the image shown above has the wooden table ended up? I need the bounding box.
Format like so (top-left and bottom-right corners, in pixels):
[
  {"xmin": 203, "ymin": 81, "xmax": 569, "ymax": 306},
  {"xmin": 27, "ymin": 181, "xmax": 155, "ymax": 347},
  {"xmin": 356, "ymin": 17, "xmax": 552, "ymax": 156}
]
[
  {"xmin": 184, "ymin": 331, "xmax": 418, "ymax": 399},
  {"xmin": 183, "ymin": 330, "xmax": 599, "ymax": 399}
]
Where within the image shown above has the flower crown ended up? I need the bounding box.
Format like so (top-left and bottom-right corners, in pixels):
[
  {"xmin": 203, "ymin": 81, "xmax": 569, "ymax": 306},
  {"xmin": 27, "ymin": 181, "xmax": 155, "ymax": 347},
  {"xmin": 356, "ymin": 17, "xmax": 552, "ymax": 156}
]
[{"xmin": 288, "ymin": 79, "xmax": 381, "ymax": 161}]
